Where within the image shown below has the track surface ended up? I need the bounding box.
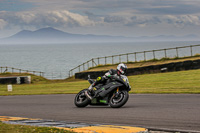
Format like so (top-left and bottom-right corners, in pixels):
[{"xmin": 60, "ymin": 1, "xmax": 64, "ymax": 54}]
[{"xmin": 0, "ymin": 94, "xmax": 200, "ymax": 131}]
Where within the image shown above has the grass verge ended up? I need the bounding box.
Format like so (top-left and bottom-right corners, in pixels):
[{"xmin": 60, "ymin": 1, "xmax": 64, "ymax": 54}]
[
  {"xmin": 0, "ymin": 121, "xmax": 75, "ymax": 133},
  {"xmin": 0, "ymin": 69, "xmax": 200, "ymax": 95},
  {"xmin": 86, "ymin": 55, "xmax": 200, "ymax": 72}
]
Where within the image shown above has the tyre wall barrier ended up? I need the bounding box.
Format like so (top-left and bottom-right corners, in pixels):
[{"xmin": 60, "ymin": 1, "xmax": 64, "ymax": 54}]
[
  {"xmin": 0, "ymin": 76, "xmax": 31, "ymax": 84},
  {"xmin": 75, "ymin": 59, "xmax": 200, "ymax": 80}
]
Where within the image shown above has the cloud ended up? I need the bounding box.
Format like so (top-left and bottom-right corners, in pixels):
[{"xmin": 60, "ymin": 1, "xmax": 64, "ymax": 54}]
[
  {"xmin": 84, "ymin": 11, "xmax": 103, "ymax": 21},
  {"xmin": 104, "ymin": 16, "xmax": 125, "ymax": 23},
  {"xmin": 1, "ymin": 0, "xmax": 200, "ymax": 37},
  {"xmin": 103, "ymin": 14, "xmax": 200, "ymax": 28},
  {"xmin": 77, "ymin": 0, "xmax": 200, "ymax": 15},
  {"xmin": 163, "ymin": 15, "xmax": 200, "ymax": 27},
  {"xmin": 0, "ymin": 10, "xmax": 95, "ymax": 29},
  {"xmin": 0, "ymin": 0, "xmax": 35, "ymax": 11},
  {"xmin": 137, "ymin": 4, "xmax": 200, "ymax": 15},
  {"xmin": 21, "ymin": 0, "xmax": 200, "ymax": 16},
  {"xmin": 0, "ymin": 19, "xmax": 7, "ymax": 29},
  {"xmin": 2, "ymin": 0, "xmax": 199, "ymax": 28},
  {"xmin": 1, "ymin": 8, "xmax": 200, "ymax": 31}
]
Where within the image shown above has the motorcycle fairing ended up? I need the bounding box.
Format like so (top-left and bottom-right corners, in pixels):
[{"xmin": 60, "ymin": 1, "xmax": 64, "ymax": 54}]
[
  {"xmin": 98, "ymin": 82, "xmax": 123, "ymax": 97},
  {"xmin": 90, "ymin": 96, "xmax": 109, "ymax": 105}
]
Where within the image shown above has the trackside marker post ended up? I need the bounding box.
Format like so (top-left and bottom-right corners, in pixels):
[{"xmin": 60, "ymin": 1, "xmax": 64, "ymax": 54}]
[{"xmin": 7, "ymin": 85, "xmax": 12, "ymax": 92}]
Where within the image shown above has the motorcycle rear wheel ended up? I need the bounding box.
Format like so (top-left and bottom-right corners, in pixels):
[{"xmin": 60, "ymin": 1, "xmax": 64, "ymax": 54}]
[
  {"xmin": 74, "ymin": 89, "xmax": 90, "ymax": 108},
  {"xmin": 109, "ymin": 90, "xmax": 129, "ymax": 108}
]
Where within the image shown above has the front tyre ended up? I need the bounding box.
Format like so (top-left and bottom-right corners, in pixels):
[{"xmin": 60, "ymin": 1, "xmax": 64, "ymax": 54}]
[
  {"xmin": 109, "ymin": 90, "xmax": 129, "ymax": 108},
  {"xmin": 74, "ymin": 89, "xmax": 90, "ymax": 108}
]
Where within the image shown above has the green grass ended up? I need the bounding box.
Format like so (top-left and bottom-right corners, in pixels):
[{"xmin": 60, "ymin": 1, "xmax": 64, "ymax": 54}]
[
  {"xmin": 130, "ymin": 69, "xmax": 200, "ymax": 93},
  {"xmin": 1, "ymin": 69, "xmax": 200, "ymax": 95},
  {"xmin": 85, "ymin": 55, "xmax": 200, "ymax": 72},
  {"xmin": 0, "ymin": 80, "xmax": 88, "ymax": 96},
  {"xmin": 0, "ymin": 121, "xmax": 75, "ymax": 133}
]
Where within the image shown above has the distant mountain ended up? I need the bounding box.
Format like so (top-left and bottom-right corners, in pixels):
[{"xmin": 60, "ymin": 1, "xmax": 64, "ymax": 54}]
[
  {"xmin": 1, "ymin": 27, "xmax": 130, "ymax": 44},
  {"xmin": 1, "ymin": 27, "xmax": 200, "ymax": 44}
]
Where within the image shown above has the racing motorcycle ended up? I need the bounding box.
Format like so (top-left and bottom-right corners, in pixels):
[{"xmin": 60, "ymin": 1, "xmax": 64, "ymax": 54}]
[{"xmin": 74, "ymin": 74, "xmax": 131, "ymax": 108}]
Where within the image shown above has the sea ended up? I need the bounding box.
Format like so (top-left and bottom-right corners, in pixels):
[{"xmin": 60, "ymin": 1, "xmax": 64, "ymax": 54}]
[{"xmin": 0, "ymin": 41, "xmax": 200, "ymax": 79}]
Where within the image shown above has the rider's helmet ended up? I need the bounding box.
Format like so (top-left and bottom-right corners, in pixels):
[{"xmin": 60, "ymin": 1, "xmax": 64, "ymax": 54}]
[{"xmin": 117, "ymin": 63, "xmax": 127, "ymax": 75}]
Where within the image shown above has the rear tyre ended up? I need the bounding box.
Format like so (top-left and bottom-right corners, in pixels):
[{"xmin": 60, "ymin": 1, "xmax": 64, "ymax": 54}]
[
  {"xmin": 74, "ymin": 89, "xmax": 90, "ymax": 108},
  {"xmin": 109, "ymin": 90, "xmax": 129, "ymax": 108}
]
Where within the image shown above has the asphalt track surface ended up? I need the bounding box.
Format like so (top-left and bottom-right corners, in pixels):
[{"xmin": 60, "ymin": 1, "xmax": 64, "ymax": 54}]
[{"xmin": 0, "ymin": 94, "xmax": 200, "ymax": 132}]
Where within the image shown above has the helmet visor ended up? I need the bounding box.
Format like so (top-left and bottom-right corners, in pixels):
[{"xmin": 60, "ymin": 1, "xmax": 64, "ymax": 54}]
[{"xmin": 120, "ymin": 66, "xmax": 127, "ymax": 74}]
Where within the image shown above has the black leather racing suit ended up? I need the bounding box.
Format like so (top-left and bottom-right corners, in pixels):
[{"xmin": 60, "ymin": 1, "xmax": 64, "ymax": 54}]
[{"xmin": 92, "ymin": 69, "xmax": 118, "ymax": 87}]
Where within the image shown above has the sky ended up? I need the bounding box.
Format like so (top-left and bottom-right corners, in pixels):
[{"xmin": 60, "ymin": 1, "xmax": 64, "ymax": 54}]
[{"xmin": 0, "ymin": 0, "xmax": 200, "ymax": 38}]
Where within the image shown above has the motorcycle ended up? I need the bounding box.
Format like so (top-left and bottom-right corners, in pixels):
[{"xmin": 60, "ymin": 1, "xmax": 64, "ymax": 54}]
[{"xmin": 74, "ymin": 74, "xmax": 131, "ymax": 108}]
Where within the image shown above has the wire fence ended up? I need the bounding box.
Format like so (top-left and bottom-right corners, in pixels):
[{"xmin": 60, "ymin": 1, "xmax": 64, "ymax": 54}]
[
  {"xmin": 0, "ymin": 67, "xmax": 66, "ymax": 80},
  {"xmin": 0, "ymin": 66, "xmax": 44, "ymax": 77},
  {"xmin": 69, "ymin": 44, "xmax": 200, "ymax": 77},
  {"xmin": 1, "ymin": 44, "xmax": 200, "ymax": 79}
]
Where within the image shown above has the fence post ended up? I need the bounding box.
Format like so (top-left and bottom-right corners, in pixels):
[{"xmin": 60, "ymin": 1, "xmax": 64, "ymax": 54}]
[
  {"xmin": 127, "ymin": 54, "xmax": 129, "ymax": 63},
  {"xmin": 144, "ymin": 51, "xmax": 146, "ymax": 61},
  {"xmin": 190, "ymin": 45, "xmax": 193, "ymax": 56},
  {"xmin": 105, "ymin": 57, "xmax": 107, "ymax": 65},
  {"xmin": 119, "ymin": 55, "xmax": 121, "ymax": 63},
  {"xmin": 153, "ymin": 50, "xmax": 155, "ymax": 59},
  {"xmin": 5, "ymin": 66, "xmax": 8, "ymax": 73},
  {"xmin": 93, "ymin": 59, "xmax": 97, "ymax": 66},
  {"xmin": 176, "ymin": 47, "xmax": 179, "ymax": 57},
  {"xmin": 79, "ymin": 65, "xmax": 80, "ymax": 72},
  {"xmin": 87, "ymin": 61, "xmax": 89, "ymax": 69},
  {"xmin": 135, "ymin": 52, "xmax": 137, "ymax": 62},
  {"xmin": 164, "ymin": 49, "xmax": 167, "ymax": 58},
  {"xmin": 112, "ymin": 56, "xmax": 114, "ymax": 64},
  {"xmin": 83, "ymin": 63, "xmax": 85, "ymax": 71},
  {"xmin": 98, "ymin": 58, "xmax": 100, "ymax": 65},
  {"xmin": 92, "ymin": 59, "xmax": 94, "ymax": 67}
]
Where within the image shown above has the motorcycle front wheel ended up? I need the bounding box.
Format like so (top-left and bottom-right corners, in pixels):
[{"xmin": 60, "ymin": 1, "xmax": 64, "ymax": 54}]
[
  {"xmin": 74, "ymin": 89, "xmax": 90, "ymax": 108},
  {"xmin": 109, "ymin": 90, "xmax": 129, "ymax": 108}
]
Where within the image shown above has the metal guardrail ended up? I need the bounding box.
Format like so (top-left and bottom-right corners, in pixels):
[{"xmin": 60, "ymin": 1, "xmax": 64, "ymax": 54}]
[
  {"xmin": 68, "ymin": 44, "xmax": 200, "ymax": 77},
  {"xmin": 0, "ymin": 66, "xmax": 44, "ymax": 77}
]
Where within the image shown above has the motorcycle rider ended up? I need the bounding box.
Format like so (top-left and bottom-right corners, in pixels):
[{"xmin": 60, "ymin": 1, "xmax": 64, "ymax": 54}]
[{"xmin": 85, "ymin": 63, "xmax": 128, "ymax": 99}]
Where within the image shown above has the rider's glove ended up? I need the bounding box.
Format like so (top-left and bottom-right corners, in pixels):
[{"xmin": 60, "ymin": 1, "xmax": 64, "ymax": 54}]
[{"xmin": 105, "ymin": 73, "xmax": 110, "ymax": 76}]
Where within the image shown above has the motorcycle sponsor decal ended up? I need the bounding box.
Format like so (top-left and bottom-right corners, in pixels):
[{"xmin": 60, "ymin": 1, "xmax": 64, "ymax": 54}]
[
  {"xmin": 100, "ymin": 100, "xmax": 107, "ymax": 103},
  {"xmin": 91, "ymin": 98, "xmax": 97, "ymax": 104}
]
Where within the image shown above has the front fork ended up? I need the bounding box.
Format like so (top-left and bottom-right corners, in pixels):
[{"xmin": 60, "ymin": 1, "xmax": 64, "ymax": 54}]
[
  {"xmin": 88, "ymin": 84, "xmax": 93, "ymax": 91},
  {"xmin": 114, "ymin": 87, "xmax": 120, "ymax": 97}
]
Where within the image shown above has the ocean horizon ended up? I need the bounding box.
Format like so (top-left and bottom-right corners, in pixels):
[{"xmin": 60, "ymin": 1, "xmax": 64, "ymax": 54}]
[{"xmin": 1, "ymin": 41, "xmax": 200, "ymax": 79}]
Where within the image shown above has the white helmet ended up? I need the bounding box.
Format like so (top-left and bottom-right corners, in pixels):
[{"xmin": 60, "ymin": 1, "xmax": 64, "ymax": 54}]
[{"xmin": 117, "ymin": 63, "xmax": 127, "ymax": 75}]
